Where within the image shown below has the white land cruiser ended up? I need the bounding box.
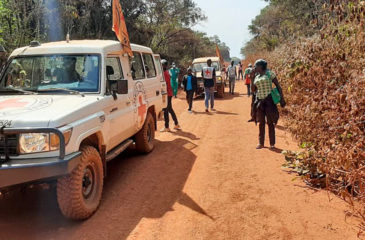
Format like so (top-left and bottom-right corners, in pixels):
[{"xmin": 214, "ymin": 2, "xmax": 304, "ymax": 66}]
[
  {"xmin": 0, "ymin": 40, "xmax": 167, "ymax": 219},
  {"xmin": 192, "ymin": 56, "xmax": 225, "ymax": 98}
]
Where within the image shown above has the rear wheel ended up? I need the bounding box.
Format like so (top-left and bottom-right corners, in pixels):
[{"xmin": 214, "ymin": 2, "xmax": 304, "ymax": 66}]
[
  {"xmin": 217, "ymin": 84, "xmax": 224, "ymax": 98},
  {"xmin": 135, "ymin": 112, "xmax": 155, "ymax": 153},
  {"xmin": 57, "ymin": 146, "xmax": 103, "ymax": 220}
]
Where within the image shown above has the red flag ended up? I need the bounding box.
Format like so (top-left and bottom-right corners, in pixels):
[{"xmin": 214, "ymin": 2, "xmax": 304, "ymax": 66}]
[{"xmin": 112, "ymin": 0, "xmax": 133, "ymax": 57}]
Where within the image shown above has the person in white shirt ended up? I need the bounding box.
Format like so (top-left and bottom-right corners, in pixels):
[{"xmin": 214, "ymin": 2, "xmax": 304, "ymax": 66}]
[
  {"xmin": 201, "ymin": 59, "xmax": 216, "ymax": 112},
  {"xmin": 227, "ymin": 61, "xmax": 237, "ymax": 94}
]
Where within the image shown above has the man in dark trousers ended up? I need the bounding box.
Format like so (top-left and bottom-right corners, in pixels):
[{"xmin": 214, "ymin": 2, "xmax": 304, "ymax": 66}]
[
  {"xmin": 160, "ymin": 60, "xmax": 181, "ymax": 132},
  {"xmin": 248, "ymin": 68, "xmax": 257, "ymax": 122},
  {"xmin": 238, "ymin": 62, "xmax": 243, "ymax": 80},
  {"xmin": 227, "ymin": 61, "xmax": 236, "ymax": 95},
  {"xmin": 244, "ymin": 63, "xmax": 253, "ymax": 97},
  {"xmin": 182, "ymin": 67, "xmax": 198, "ymax": 113}
]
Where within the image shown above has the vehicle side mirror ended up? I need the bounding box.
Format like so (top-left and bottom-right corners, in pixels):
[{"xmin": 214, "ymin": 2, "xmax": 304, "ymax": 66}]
[
  {"xmin": 106, "ymin": 65, "xmax": 114, "ymax": 76},
  {"xmin": 110, "ymin": 80, "xmax": 128, "ymax": 95}
]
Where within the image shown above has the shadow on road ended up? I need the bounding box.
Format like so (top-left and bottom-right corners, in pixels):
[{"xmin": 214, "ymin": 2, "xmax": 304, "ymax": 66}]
[
  {"xmin": 178, "ymin": 192, "xmax": 215, "ymax": 220},
  {"xmin": 215, "ymin": 111, "xmax": 239, "ymax": 116},
  {"xmin": 0, "ymin": 138, "xmax": 204, "ymax": 240},
  {"xmin": 171, "ymin": 130, "xmax": 200, "ymax": 140},
  {"xmin": 193, "ymin": 111, "xmax": 213, "ymax": 116},
  {"xmin": 276, "ymin": 125, "xmax": 287, "ymax": 131},
  {"xmin": 192, "ymin": 110, "xmax": 238, "ymax": 116},
  {"xmin": 218, "ymin": 92, "xmax": 243, "ymax": 100},
  {"xmin": 269, "ymin": 147, "xmax": 284, "ymax": 154}
]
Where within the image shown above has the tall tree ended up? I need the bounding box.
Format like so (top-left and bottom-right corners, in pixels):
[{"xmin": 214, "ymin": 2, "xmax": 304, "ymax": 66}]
[{"xmin": 0, "ymin": 0, "xmax": 231, "ymax": 67}]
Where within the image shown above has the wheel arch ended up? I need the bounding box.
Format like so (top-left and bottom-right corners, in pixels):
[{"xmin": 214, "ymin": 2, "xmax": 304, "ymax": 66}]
[
  {"xmin": 147, "ymin": 105, "xmax": 157, "ymax": 130},
  {"xmin": 80, "ymin": 132, "xmax": 104, "ymax": 151},
  {"xmin": 79, "ymin": 132, "xmax": 107, "ymax": 176}
]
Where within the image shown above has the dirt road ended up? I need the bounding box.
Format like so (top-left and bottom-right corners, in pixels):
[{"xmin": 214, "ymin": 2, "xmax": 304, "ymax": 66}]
[{"xmin": 0, "ymin": 81, "xmax": 360, "ymax": 240}]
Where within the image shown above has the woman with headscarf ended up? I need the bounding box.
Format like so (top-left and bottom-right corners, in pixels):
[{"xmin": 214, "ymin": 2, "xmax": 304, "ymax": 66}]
[{"xmin": 252, "ymin": 59, "xmax": 286, "ymax": 149}]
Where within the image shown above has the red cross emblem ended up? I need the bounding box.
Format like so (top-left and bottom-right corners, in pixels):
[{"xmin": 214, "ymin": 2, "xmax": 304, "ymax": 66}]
[
  {"xmin": 205, "ymin": 69, "xmax": 211, "ymax": 76},
  {"xmin": 0, "ymin": 99, "xmax": 29, "ymax": 110},
  {"xmin": 137, "ymin": 95, "xmax": 147, "ymax": 127}
]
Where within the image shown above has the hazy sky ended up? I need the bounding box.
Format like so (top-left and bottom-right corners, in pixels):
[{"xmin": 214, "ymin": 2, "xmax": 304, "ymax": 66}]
[{"xmin": 193, "ymin": 0, "xmax": 268, "ymax": 59}]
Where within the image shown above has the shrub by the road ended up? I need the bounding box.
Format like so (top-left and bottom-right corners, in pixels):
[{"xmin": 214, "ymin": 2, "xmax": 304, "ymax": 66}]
[{"xmin": 246, "ymin": 1, "xmax": 365, "ymax": 220}]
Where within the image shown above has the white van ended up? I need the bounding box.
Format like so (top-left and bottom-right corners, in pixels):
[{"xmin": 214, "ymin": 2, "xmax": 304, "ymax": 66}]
[{"xmin": 0, "ymin": 40, "xmax": 166, "ymax": 220}]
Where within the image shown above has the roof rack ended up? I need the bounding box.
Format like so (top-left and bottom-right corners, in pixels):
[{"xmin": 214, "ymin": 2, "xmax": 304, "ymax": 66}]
[{"xmin": 30, "ymin": 41, "xmax": 41, "ymax": 47}]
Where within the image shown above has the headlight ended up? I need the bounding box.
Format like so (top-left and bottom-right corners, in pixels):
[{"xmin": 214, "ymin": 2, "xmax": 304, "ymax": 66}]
[
  {"xmin": 216, "ymin": 77, "xmax": 222, "ymax": 83},
  {"xmin": 19, "ymin": 129, "xmax": 72, "ymax": 154},
  {"xmin": 19, "ymin": 133, "xmax": 49, "ymax": 154}
]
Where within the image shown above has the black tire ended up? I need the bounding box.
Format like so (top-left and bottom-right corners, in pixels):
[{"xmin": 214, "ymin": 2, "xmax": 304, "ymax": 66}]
[
  {"xmin": 57, "ymin": 146, "xmax": 104, "ymax": 220},
  {"xmin": 135, "ymin": 112, "xmax": 155, "ymax": 153},
  {"xmin": 217, "ymin": 84, "xmax": 224, "ymax": 98}
]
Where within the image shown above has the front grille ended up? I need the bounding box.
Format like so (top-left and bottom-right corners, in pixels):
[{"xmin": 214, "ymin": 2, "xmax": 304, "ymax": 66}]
[{"xmin": 0, "ymin": 134, "xmax": 18, "ymax": 157}]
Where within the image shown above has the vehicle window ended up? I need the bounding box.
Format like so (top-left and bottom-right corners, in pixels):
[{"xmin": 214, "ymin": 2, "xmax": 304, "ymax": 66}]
[
  {"xmin": 0, "ymin": 55, "xmax": 100, "ymax": 93},
  {"xmin": 142, "ymin": 53, "xmax": 156, "ymax": 78},
  {"xmin": 106, "ymin": 57, "xmax": 123, "ymax": 80},
  {"xmin": 154, "ymin": 55, "xmax": 162, "ymax": 76},
  {"xmin": 131, "ymin": 52, "xmax": 145, "ymax": 80},
  {"xmin": 192, "ymin": 61, "xmax": 220, "ymax": 72}
]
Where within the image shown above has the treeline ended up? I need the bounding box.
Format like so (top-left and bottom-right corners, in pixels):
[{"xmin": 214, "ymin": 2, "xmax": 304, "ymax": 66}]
[
  {"xmin": 241, "ymin": 0, "xmax": 331, "ymax": 56},
  {"xmin": 242, "ymin": 0, "xmax": 365, "ymax": 221},
  {"xmin": 0, "ymin": 0, "xmax": 230, "ymax": 66}
]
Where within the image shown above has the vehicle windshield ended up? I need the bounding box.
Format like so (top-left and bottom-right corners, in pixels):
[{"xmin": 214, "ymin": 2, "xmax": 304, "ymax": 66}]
[
  {"xmin": 0, "ymin": 54, "xmax": 100, "ymax": 93},
  {"xmin": 193, "ymin": 61, "xmax": 220, "ymax": 72}
]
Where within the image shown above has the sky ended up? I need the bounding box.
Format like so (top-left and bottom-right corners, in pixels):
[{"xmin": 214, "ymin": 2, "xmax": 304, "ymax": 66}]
[{"xmin": 193, "ymin": 0, "xmax": 268, "ymax": 59}]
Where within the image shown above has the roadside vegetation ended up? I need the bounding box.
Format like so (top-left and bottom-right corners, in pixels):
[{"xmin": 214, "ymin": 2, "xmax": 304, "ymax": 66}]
[
  {"xmin": 0, "ymin": 0, "xmax": 231, "ymax": 66},
  {"xmin": 242, "ymin": 0, "xmax": 365, "ymax": 226}
]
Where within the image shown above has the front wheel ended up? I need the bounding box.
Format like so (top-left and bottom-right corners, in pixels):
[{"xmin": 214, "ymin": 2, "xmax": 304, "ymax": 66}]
[
  {"xmin": 135, "ymin": 112, "xmax": 155, "ymax": 153},
  {"xmin": 57, "ymin": 146, "xmax": 104, "ymax": 220}
]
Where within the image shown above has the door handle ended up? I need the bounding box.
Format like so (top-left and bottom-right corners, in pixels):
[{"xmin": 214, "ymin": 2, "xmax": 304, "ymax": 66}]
[
  {"xmin": 156, "ymin": 90, "xmax": 160, "ymax": 96},
  {"xmin": 110, "ymin": 107, "xmax": 118, "ymax": 113},
  {"xmin": 126, "ymin": 101, "xmax": 131, "ymax": 105}
]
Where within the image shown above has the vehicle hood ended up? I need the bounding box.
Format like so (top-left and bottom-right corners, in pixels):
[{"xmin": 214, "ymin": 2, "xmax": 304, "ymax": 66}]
[{"xmin": 0, "ymin": 95, "xmax": 103, "ymax": 128}]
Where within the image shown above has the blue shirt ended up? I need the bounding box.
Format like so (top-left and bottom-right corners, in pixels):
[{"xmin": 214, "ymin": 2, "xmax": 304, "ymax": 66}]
[{"xmin": 187, "ymin": 75, "xmax": 193, "ymax": 91}]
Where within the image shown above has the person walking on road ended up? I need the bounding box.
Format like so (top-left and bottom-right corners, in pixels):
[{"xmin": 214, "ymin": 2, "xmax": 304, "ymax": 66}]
[
  {"xmin": 225, "ymin": 64, "xmax": 229, "ymax": 79},
  {"xmin": 227, "ymin": 61, "xmax": 237, "ymax": 95},
  {"xmin": 182, "ymin": 67, "xmax": 198, "ymax": 113},
  {"xmin": 161, "ymin": 60, "xmax": 181, "ymax": 132},
  {"xmin": 202, "ymin": 59, "xmax": 216, "ymax": 113},
  {"xmin": 238, "ymin": 62, "xmax": 243, "ymax": 80},
  {"xmin": 244, "ymin": 63, "xmax": 253, "ymax": 97},
  {"xmin": 169, "ymin": 62, "xmax": 180, "ymax": 98},
  {"xmin": 252, "ymin": 59, "xmax": 286, "ymax": 149},
  {"xmin": 248, "ymin": 67, "xmax": 257, "ymax": 122}
]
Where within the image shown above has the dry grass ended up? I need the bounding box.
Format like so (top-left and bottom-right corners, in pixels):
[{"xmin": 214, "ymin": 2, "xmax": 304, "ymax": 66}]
[{"xmin": 244, "ymin": 0, "xmax": 365, "ymax": 229}]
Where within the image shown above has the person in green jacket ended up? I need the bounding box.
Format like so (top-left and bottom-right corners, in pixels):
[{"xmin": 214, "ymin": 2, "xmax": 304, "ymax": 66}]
[{"xmin": 169, "ymin": 62, "xmax": 180, "ymax": 98}]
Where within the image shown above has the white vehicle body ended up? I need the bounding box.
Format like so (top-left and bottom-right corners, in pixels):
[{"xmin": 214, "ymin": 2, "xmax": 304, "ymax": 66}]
[
  {"xmin": 0, "ymin": 40, "xmax": 166, "ymax": 208},
  {"xmin": 192, "ymin": 56, "xmax": 225, "ymax": 97}
]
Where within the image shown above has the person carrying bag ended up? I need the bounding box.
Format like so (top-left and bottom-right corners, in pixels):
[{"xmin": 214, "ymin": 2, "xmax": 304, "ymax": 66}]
[{"xmin": 252, "ymin": 59, "xmax": 286, "ymax": 149}]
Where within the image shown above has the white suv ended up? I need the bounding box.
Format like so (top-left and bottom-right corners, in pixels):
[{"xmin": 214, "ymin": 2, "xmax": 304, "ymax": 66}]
[{"xmin": 0, "ymin": 40, "xmax": 167, "ymax": 219}]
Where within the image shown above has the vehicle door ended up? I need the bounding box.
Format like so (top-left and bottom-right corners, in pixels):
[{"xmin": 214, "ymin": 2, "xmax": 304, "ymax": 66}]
[
  {"xmin": 153, "ymin": 54, "xmax": 167, "ymax": 109},
  {"xmin": 129, "ymin": 51, "xmax": 149, "ymax": 131},
  {"xmin": 142, "ymin": 52, "xmax": 164, "ymax": 117},
  {"xmin": 104, "ymin": 56, "xmax": 134, "ymax": 150}
]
